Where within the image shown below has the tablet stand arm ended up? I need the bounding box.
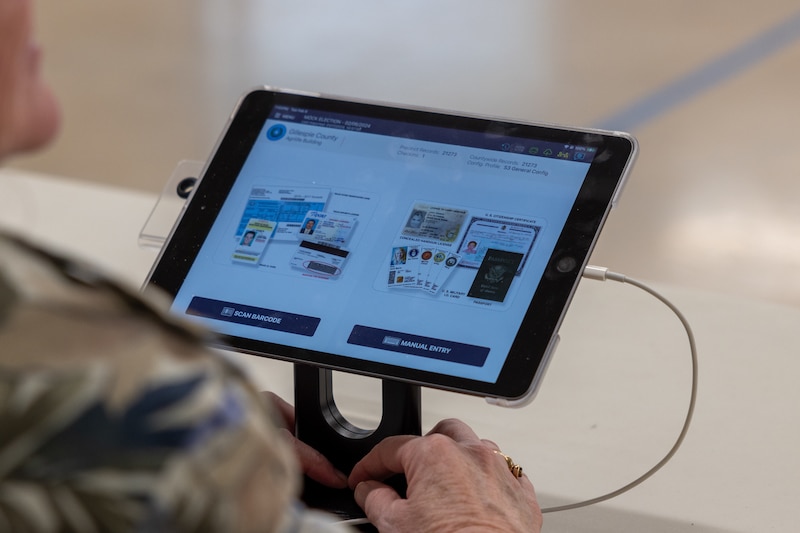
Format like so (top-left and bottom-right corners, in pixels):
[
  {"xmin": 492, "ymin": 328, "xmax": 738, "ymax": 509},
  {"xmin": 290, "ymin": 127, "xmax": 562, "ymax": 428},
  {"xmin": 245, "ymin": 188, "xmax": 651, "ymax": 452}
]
[{"xmin": 293, "ymin": 363, "xmax": 422, "ymax": 518}]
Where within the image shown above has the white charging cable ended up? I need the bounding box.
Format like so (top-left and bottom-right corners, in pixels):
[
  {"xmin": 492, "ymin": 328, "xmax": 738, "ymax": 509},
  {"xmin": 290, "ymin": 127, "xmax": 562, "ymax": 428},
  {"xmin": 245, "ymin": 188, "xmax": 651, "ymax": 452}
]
[
  {"xmin": 339, "ymin": 266, "xmax": 698, "ymax": 524},
  {"xmin": 540, "ymin": 265, "xmax": 699, "ymax": 513}
]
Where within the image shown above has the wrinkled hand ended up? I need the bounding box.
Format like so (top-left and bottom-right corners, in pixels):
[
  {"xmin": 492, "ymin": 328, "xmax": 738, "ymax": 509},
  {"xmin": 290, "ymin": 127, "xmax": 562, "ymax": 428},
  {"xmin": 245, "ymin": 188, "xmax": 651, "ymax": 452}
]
[
  {"xmin": 348, "ymin": 418, "xmax": 542, "ymax": 532},
  {"xmin": 264, "ymin": 392, "xmax": 348, "ymax": 489}
]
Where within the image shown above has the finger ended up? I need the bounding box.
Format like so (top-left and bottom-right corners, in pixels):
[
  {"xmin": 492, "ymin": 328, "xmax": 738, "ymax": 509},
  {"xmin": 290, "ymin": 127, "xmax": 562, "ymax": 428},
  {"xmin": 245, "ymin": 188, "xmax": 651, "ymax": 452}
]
[
  {"xmin": 514, "ymin": 473, "xmax": 542, "ymax": 515},
  {"xmin": 426, "ymin": 418, "xmax": 481, "ymax": 443},
  {"xmin": 280, "ymin": 428, "xmax": 348, "ymax": 488},
  {"xmin": 354, "ymin": 480, "xmax": 403, "ymax": 522},
  {"xmin": 518, "ymin": 471, "xmax": 536, "ymax": 492},
  {"xmin": 262, "ymin": 392, "xmax": 295, "ymax": 430},
  {"xmin": 348, "ymin": 434, "xmax": 417, "ymax": 489},
  {"xmin": 480, "ymin": 438, "xmax": 501, "ymax": 451}
]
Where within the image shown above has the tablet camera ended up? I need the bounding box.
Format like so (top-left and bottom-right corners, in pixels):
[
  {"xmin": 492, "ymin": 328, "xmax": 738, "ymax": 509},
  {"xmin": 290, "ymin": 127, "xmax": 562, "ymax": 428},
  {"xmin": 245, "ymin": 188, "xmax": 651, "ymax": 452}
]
[
  {"xmin": 556, "ymin": 256, "xmax": 578, "ymax": 273},
  {"xmin": 176, "ymin": 177, "xmax": 197, "ymax": 199}
]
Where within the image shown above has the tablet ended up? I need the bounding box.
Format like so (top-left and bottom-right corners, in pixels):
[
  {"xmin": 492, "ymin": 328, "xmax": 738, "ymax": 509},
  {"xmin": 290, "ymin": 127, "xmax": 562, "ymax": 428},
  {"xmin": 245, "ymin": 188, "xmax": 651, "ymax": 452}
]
[{"xmin": 145, "ymin": 87, "xmax": 637, "ymax": 404}]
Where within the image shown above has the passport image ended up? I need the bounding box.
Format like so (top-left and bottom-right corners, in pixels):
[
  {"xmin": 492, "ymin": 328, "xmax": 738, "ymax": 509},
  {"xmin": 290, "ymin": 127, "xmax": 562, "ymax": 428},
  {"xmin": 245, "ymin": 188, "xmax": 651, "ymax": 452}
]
[{"xmin": 467, "ymin": 249, "xmax": 524, "ymax": 302}]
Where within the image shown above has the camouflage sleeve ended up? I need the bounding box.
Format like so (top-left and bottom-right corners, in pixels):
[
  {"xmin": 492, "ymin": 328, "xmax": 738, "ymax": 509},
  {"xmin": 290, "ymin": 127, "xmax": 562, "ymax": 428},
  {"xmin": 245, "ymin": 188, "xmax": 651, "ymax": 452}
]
[{"xmin": 0, "ymin": 234, "xmax": 353, "ymax": 532}]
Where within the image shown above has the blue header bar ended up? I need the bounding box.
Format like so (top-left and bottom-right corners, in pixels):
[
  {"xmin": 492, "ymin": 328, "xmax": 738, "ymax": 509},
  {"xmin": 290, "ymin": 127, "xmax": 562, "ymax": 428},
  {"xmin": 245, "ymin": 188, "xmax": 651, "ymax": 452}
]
[{"xmin": 270, "ymin": 105, "xmax": 596, "ymax": 164}]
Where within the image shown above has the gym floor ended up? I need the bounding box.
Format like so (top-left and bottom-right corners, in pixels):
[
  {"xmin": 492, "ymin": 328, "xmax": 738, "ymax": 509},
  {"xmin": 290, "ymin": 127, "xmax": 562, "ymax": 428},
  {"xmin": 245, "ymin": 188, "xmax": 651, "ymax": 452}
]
[{"xmin": 10, "ymin": 1, "xmax": 800, "ymax": 306}]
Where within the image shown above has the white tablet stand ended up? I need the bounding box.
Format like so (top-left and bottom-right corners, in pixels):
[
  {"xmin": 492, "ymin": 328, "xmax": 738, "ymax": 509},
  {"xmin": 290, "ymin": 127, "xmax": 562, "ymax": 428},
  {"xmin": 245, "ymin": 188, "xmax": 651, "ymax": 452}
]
[{"xmin": 141, "ymin": 161, "xmax": 423, "ymax": 520}]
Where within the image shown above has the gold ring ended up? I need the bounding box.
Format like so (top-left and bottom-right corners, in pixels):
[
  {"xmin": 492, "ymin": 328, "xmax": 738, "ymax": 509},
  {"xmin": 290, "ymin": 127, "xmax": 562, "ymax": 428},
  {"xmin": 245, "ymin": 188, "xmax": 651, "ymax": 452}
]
[{"xmin": 494, "ymin": 450, "xmax": 523, "ymax": 478}]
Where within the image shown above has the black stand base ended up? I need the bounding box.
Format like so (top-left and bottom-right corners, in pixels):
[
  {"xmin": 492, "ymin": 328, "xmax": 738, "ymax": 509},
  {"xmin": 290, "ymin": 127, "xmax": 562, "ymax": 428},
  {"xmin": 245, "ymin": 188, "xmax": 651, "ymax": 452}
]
[{"xmin": 294, "ymin": 363, "xmax": 422, "ymax": 521}]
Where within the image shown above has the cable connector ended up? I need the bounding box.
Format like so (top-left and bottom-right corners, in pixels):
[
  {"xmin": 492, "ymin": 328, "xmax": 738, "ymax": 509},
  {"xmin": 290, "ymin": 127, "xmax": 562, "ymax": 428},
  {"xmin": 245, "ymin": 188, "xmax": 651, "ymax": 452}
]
[
  {"xmin": 582, "ymin": 265, "xmax": 609, "ymax": 280},
  {"xmin": 583, "ymin": 265, "xmax": 626, "ymax": 283}
]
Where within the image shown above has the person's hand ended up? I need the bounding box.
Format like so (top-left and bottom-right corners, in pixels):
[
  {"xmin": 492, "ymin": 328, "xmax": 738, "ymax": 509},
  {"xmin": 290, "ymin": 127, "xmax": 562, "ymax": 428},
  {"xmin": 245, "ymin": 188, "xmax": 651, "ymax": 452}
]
[
  {"xmin": 264, "ymin": 392, "xmax": 348, "ymax": 489},
  {"xmin": 348, "ymin": 418, "xmax": 542, "ymax": 532}
]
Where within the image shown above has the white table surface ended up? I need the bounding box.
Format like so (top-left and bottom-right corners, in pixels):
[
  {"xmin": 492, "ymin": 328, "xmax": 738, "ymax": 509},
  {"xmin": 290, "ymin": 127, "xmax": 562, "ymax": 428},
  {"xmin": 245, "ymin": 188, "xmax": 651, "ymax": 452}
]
[{"xmin": 2, "ymin": 168, "xmax": 798, "ymax": 532}]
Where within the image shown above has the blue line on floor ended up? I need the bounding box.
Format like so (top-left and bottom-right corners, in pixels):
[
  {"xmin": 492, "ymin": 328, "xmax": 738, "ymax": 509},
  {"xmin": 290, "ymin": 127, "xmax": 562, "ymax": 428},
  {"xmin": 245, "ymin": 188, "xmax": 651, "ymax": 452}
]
[{"xmin": 595, "ymin": 10, "xmax": 800, "ymax": 132}]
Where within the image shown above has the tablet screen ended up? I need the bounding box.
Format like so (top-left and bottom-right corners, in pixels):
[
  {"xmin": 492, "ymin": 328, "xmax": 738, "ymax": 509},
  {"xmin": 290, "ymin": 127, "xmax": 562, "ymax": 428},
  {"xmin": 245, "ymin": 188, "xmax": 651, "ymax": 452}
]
[{"xmin": 146, "ymin": 88, "xmax": 636, "ymax": 401}]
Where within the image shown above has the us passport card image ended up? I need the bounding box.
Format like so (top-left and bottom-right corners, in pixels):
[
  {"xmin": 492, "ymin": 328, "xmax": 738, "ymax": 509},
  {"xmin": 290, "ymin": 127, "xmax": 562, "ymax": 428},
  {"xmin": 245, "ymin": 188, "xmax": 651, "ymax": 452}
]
[{"xmin": 467, "ymin": 249, "xmax": 524, "ymax": 302}]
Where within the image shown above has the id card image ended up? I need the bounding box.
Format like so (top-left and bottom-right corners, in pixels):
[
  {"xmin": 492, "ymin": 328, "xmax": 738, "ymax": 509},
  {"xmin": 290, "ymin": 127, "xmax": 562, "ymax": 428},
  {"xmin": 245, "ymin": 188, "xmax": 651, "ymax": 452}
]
[
  {"xmin": 457, "ymin": 216, "xmax": 542, "ymax": 273},
  {"xmin": 423, "ymin": 250, "xmax": 448, "ymax": 292},
  {"xmin": 415, "ymin": 248, "xmax": 435, "ymax": 290},
  {"xmin": 387, "ymin": 245, "xmax": 408, "ymax": 286},
  {"xmin": 401, "ymin": 202, "xmax": 468, "ymax": 244},
  {"xmin": 237, "ymin": 186, "xmax": 330, "ymax": 242},
  {"xmin": 297, "ymin": 210, "xmax": 357, "ymax": 248},
  {"xmin": 290, "ymin": 240, "xmax": 350, "ymax": 278},
  {"xmin": 401, "ymin": 245, "xmax": 422, "ymax": 287},
  {"xmin": 231, "ymin": 218, "xmax": 275, "ymax": 264},
  {"xmin": 426, "ymin": 252, "xmax": 462, "ymax": 295}
]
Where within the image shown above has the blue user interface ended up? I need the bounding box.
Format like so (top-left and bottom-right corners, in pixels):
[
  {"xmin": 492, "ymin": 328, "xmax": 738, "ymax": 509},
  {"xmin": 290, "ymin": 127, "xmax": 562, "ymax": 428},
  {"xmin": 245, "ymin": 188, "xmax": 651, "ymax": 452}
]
[{"xmin": 171, "ymin": 105, "xmax": 592, "ymax": 383}]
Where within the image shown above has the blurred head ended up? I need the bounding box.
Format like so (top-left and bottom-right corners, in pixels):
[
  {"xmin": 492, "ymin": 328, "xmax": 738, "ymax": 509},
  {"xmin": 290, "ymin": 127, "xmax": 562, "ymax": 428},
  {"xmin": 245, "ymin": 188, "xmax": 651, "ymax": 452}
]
[{"xmin": 0, "ymin": 0, "xmax": 61, "ymax": 161}]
